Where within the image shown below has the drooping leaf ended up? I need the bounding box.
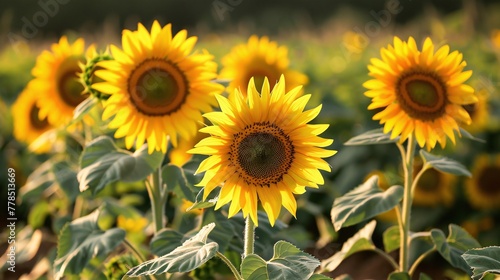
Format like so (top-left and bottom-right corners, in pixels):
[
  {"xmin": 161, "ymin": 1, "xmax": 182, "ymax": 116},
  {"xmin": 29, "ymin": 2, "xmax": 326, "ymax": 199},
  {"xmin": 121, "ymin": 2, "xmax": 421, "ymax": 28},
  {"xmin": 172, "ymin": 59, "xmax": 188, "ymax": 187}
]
[
  {"xmin": 241, "ymin": 241, "xmax": 320, "ymax": 280},
  {"xmin": 344, "ymin": 128, "xmax": 398, "ymax": 146},
  {"xmin": 52, "ymin": 161, "xmax": 79, "ymax": 201},
  {"xmin": 162, "ymin": 163, "xmax": 197, "ymax": 202},
  {"xmin": 126, "ymin": 223, "xmax": 218, "ymax": 276},
  {"xmin": 420, "ymin": 150, "xmax": 472, "ymax": 177},
  {"xmin": 320, "ymin": 221, "xmax": 377, "ymax": 272},
  {"xmin": 54, "ymin": 210, "xmax": 125, "ymax": 279},
  {"xmin": 459, "ymin": 128, "xmax": 486, "ymax": 143},
  {"xmin": 383, "ymin": 225, "xmax": 400, "ymax": 253},
  {"xmin": 78, "ymin": 136, "xmax": 164, "ymax": 194},
  {"xmin": 462, "ymin": 246, "xmax": 500, "ymax": 280},
  {"xmin": 331, "ymin": 175, "xmax": 403, "ymax": 230},
  {"xmin": 186, "ymin": 188, "xmax": 218, "ymax": 211},
  {"xmin": 431, "ymin": 224, "xmax": 481, "ymax": 275}
]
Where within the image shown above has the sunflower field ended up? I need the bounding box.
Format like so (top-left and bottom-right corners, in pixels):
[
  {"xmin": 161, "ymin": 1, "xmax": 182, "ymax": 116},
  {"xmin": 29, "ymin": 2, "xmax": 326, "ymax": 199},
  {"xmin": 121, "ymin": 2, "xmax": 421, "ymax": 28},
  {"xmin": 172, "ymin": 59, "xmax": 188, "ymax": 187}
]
[{"xmin": 1, "ymin": 1, "xmax": 500, "ymax": 279}]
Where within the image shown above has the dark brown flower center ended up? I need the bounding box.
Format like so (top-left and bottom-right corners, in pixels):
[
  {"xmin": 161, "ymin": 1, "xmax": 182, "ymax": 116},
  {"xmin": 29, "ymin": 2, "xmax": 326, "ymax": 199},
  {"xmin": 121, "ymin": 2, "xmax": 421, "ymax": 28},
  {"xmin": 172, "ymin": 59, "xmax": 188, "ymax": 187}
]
[
  {"xmin": 128, "ymin": 59, "xmax": 188, "ymax": 116},
  {"xmin": 57, "ymin": 66, "xmax": 86, "ymax": 107},
  {"xmin": 29, "ymin": 104, "xmax": 49, "ymax": 130},
  {"xmin": 396, "ymin": 71, "xmax": 447, "ymax": 121},
  {"xmin": 477, "ymin": 166, "xmax": 499, "ymax": 195},
  {"xmin": 230, "ymin": 122, "xmax": 294, "ymax": 186}
]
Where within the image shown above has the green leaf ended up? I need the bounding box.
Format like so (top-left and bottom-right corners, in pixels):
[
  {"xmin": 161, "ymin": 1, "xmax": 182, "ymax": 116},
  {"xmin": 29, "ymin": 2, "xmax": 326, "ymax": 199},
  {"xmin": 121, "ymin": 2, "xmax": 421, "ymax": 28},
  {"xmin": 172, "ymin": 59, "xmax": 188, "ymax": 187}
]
[
  {"xmin": 78, "ymin": 136, "xmax": 164, "ymax": 194},
  {"xmin": 419, "ymin": 272, "xmax": 433, "ymax": 280},
  {"xmin": 332, "ymin": 275, "xmax": 353, "ymax": 280},
  {"xmin": 309, "ymin": 274, "xmax": 334, "ymax": 280},
  {"xmin": 201, "ymin": 210, "xmax": 236, "ymax": 253},
  {"xmin": 420, "ymin": 150, "xmax": 472, "ymax": 177},
  {"xmin": 320, "ymin": 220, "xmax": 376, "ymax": 272},
  {"xmin": 72, "ymin": 97, "xmax": 98, "ymax": 123},
  {"xmin": 431, "ymin": 224, "xmax": 481, "ymax": 275},
  {"xmin": 460, "ymin": 127, "xmax": 486, "ymax": 143},
  {"xmin": 54, "ymin": 210, "xmax": 125, "ymax": 279},
  {"xmin": 462, "ymin": 246, "xmax": 500, "ymax": 280},
  {"xmin": 186, "ymin": 188, "xmax": 218, "ymax": 211},
  {"xmin": 150, "ymin": 229, "xmax": 185, "ymax": 257},
  {"xmin": 241, "ymin": 241, "xmax": 320, "ymax": 280},
  {"xmin": 28, "ymin": 200, "xmax": 50, "ymax": 229},
  {"xmin": 162, "ymin": 163, "xmax": 197, "ymax": 202},
  {"xmin": 331, "ymin": 175, "xmax": 403, "ymax": 230},
  {"xmin": 52, "ymin": 161, "xmax": 79, "ymax": 202},
  {"xmin": 383, "ymin": 225, "xmax": 400, "ymax": 253},
  {"xmin": 20, "ymin": 159, "xmax": 56, "ymax": 202},
  {"xmin": 344, "ymin": 128, "xmax": 398, "ymax": 146},
  {"xmin": 126, "ymin": 223, "xmax": 218, "ymax": 276},
  {"xmin": 388, "ymin": 272, "xmax": 411, "ymax": 280}
]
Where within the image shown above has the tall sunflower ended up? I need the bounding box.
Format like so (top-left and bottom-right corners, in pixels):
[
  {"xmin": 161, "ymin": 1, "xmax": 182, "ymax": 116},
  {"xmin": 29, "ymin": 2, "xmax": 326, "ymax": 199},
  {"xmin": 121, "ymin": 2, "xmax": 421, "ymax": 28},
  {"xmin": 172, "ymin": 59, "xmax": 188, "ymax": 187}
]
[
  {"xmin": 219, "ymin": 35, "xmax": 308, "ymax": 97},
  {"xmin": 12, "ymin": 85, "xmax": 53, "ymax": 153},
  {"xmin": 31, "ymin": 36, "xmax": 89, "ymax": 127},
  {"xmin": 189, "ymin": 76, "xmax": 336, "ymax": 226},
  {"xmin": 364, "ymin": 37, "xmax": 477, "ymax": 150},
  {"xmin": 465, "ymin": 154, "xmax": 500, "ymax": 210},
  {"xmin": 93, "ymin": 21, "xmax": 224, "ymax": 153},
  {"xmin": 412, "ymin": 158, "xmax": 456, "ymax": 207}
]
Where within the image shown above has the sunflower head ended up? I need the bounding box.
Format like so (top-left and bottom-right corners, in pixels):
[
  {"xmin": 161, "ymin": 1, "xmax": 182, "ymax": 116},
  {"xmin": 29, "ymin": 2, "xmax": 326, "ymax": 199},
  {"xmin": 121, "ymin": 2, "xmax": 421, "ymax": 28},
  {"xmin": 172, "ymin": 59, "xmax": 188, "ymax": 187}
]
[
  {"xmin": 465, "ymin": 154, "xmax": 500, "ymax": 210},
  {"xmin": 79, "ymin": 45, "xmax": 112, "ymax": 100},
  {"xmin": 190, "ymin": 75, "xmax": 336, "ymax": 226},
  {"xmin": 412, "ymin": 158, "xmax": 456, "ymax": 207},
  {"xmin": 31, "ymin": 36, "xmax": 89, "ymax": 127},
  {"xmin": 220, "ymin": 35, "xmax": 308, "ymax": 97},
  {"xmin": 12, "ymin": 85, "xmax": 53, "ymax": 153},
  {"xmin": 364, "ymin": 36, "xmax": 477, "ymax": 150},
  {"xmin": 93, "ymin": 21, "xmax": 224, "ymax": 154}
]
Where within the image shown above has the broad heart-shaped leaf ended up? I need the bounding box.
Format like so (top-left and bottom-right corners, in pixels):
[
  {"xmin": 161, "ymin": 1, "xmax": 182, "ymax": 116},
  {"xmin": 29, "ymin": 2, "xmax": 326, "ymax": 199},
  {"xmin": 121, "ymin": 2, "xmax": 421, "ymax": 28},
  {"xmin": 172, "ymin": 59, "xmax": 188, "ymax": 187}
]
[
  {"xmin": 344, "ymin": 128, "xmax": 398, "ymax": 146},
  {"xmin": 78, "ymin": 136, "xmax": 164, "ymax": 194},
  {"xmin": 383, "ymin": 225, "xmax": 400, "ymax": 253},
  {"xmin": 241, "ymin": 241, "xmax": 320, "ymax": 280},
  {"xmin": 54, "ymin": 210, "xmax": 125, "ymax": 279},
  {"xmin": 126, "ymin": 223, "xmax": 218, "ymax": 276},
  {"xmin": 462, "ymin": 246, "xmax": 500, "ymax": 280},
  {"xmin": 150, "ymin": 228, "xmax": 186, "ymax": 257},
  {"xmin": 331, "ymin": 175, "xmax": 403, "ymax": 230},
  {"xmin": 52, "ymin": 161, "xmax": 80, "ymax": 202},
  {"xmin": 320, "ymin": 220, "xmax": 376, "ymax": 272},
  {"xmin": 420, "ymin": 150, "xmax": 472, "ymax": 177},
  {"xmin": 431, "ymin": 224, "xmax": 481, "ymax": 275},
  {"xmin": 162, "ymin": 163, "xmax": 197, "ymax": 202}
]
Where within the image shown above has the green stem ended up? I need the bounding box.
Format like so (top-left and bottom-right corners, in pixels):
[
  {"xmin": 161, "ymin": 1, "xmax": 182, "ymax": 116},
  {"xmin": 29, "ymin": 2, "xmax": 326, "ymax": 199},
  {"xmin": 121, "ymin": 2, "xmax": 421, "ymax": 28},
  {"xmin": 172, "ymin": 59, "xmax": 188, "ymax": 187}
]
[
  {"xmin": 147, "ymin": 168, "xmax": 165, "ymax": 233},
  {"xmin": 399, "ymin": 134, "xmax": 416, "ymax": 272},
  {"xmin": 408, "ymin": 247, "xmax": 436, "ymax": 276},
  {"xmin": 374, "ymin": 248, "xmax": 399, "ymax": 271},
  {"xmin": 243, "ymin": 217, "xmax": 255, "ymax": 258},
  {"xmin": 123, "ymin": 239, "xmax": 146, "ymax": 263},
  {"xmin": 217, "ymin": 252, "xmax": 244, "ymax": 280}
]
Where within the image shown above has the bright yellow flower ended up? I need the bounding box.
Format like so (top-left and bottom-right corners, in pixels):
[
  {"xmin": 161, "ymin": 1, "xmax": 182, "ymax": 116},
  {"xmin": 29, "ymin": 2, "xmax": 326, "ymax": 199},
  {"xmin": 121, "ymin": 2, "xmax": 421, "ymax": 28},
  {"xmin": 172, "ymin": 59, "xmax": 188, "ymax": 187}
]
[
  {"xmin": 465, "ymin": 154, "xmax": 500, "ymax": 210},
  {"xmin": 189, "ymin": 76, "xmax": 336, "ymax": 226},
  {"xmin": 12, "ymin": 85, "xmax": 53, "ymax": 153},
  {"xmin": 169, "ymin": 130, "xmax": 206, "ymax": 167},
  {"xmin": 491, "ymin": 29, "xmax": 500, "ymax": 50},
  {"xmin": 117, "ymin": 215, "xmax": 148, "ymax": 233},
  {"xmin": 364, "ymin": 37, "xmax": 477, "ymax": 150},
  {"xmin": 412, "ymin": 158, "xmax": 456, "ymax": 207},
  {"xmin": 94, "ymin": 21, "xmax": 224, "ymax": 154},
  {"xmin": 220, "ymin": 35, "xmax": 308, "ymax": 97},
  {"xmin": 30, "ymin": 36, "xmax": 89, "ymax": 127}
]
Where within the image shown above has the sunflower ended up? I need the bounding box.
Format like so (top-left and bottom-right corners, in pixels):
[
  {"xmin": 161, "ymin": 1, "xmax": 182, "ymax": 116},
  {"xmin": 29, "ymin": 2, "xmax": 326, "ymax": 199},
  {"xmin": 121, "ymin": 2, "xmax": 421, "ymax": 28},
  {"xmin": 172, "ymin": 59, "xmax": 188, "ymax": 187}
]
[
  {"xmin": 30, "ymin": 36, "xmax": 89, "ymax": 127},
  {"xmin": 412, "ymin": 158, "xmax": 456, "ymax": 207},
  {"xmin": 189, "ymin": 76, "xmax": 336, "ymax": 226},
  {"xmin": 12, "ymin": 85, "xmax": 53, "ymax": 153},
  {"xmin": 462, "ymin": 89, "xmax": 489, "ymax": 133},
  {"xmin": 219, "ymin": 35, "xmax": 308, "ymax": 97},
  {"xmin": 465, "ymin": 154, "xmax": 500, "ymax": 210},
  {"xmin": 364, "ymin": 36, "xmax": 477, "ymax": 150},
  {"xmin": 93, "ymin": 21, "xmax": 224, "ymax": 153}
]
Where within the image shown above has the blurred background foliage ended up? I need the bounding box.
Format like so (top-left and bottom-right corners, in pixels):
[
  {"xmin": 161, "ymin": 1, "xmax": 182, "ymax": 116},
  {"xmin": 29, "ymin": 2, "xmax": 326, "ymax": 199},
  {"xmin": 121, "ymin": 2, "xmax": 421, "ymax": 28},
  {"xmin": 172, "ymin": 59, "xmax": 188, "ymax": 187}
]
[{"xmin": 1, "ymin": 0, "xmax": 500, "ymax": 279}]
